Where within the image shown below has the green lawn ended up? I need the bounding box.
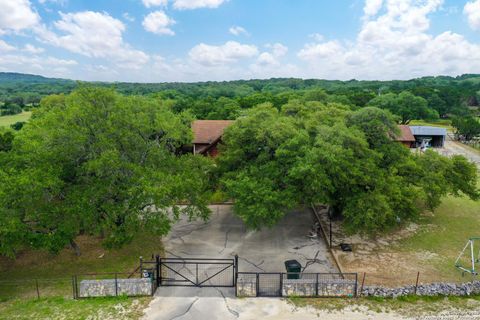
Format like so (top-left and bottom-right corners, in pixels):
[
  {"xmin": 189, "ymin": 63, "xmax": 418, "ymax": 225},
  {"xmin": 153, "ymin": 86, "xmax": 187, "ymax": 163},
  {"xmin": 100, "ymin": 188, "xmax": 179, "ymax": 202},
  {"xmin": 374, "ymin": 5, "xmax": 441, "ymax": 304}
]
[
  {"xmin": 398, "ymin": 194, "xmax": 480, "ymax": 282},
  {"xmin": 0, "ymin": 112, "xmax": 32, "ymax": 127},
  {"xmin": 0, "ymin": 233, "xmax": 163, "ymax": 319},
  {"xmin": 0, "ymin": 296, "xmax": 151, "ymax": 320}
]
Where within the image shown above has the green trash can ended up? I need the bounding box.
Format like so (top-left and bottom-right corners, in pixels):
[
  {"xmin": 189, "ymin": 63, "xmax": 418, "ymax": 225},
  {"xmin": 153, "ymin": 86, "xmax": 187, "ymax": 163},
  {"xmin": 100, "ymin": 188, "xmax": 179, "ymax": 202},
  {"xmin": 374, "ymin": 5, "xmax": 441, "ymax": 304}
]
[{"xmin": 285, "ymin": 260, "xmax": 302, "ymax": 279}]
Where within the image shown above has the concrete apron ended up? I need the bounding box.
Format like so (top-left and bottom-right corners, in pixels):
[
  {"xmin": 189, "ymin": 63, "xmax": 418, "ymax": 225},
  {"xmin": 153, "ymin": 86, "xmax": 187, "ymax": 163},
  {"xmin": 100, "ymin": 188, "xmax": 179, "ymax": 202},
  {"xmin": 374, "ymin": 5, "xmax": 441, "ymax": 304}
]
[
  {"xmin": 142, "ymin": 287, "xmax": 406, "ymax": 320},
  {"xmin": 162, "ymin": 205, "xmax": 336, "ymax": 273}
]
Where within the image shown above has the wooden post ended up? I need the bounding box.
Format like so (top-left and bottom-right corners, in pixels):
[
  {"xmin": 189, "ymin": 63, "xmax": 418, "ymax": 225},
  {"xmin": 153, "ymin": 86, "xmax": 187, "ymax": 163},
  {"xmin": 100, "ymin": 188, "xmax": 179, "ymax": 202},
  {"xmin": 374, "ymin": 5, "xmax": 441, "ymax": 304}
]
[
  {"xmin": 329, "ymin": 216, "xmax": 332, "ymax": 249},
  {"xmin": 35, "ymin": 279, "xmax": 40, "ymax": 299},
  {"xmin": 414, "ymin": 272, "xmax": 420, "ymax": 295},
  {"xmin": 140, "ymin": 256, "xmax": 143, "ymax": 278},
  {"xmin": 115, "ymin": 273, "xmax": 118, "ymax": 297},
  {"xmin": 359, "ymin": 272, "xmax": 366, "ymax": 296}
]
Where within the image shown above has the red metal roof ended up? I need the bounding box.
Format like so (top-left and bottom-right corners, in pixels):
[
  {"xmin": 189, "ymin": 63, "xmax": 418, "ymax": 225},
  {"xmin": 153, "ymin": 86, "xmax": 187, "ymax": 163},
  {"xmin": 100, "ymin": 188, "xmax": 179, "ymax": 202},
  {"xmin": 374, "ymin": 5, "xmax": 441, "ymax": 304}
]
[
  {"xmin": 192, "ymin": 120, "xmax": 234, "ymax": 144},
  {"xmin": 396, "ymin": 125, "xmax": 415, "ymax": 142}
]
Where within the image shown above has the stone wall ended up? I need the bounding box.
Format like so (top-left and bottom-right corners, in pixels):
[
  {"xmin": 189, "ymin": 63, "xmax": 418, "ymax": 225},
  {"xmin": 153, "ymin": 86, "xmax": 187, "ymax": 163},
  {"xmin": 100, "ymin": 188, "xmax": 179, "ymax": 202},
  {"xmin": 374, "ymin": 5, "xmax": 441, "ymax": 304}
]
[
  {"xmin": 361, "ymin": 281, "xmax": 480, "ymax": 298},
  {"xmin": 236, "ymin": 279, "xmax": 256, "ymax": 297},
  {"xmin": 79, "ymin": 278, "xmax": 152, "ymax": 298},
  {"xmin": 236, "ymin": 276, "xmax": 357, "ymax": 297}
]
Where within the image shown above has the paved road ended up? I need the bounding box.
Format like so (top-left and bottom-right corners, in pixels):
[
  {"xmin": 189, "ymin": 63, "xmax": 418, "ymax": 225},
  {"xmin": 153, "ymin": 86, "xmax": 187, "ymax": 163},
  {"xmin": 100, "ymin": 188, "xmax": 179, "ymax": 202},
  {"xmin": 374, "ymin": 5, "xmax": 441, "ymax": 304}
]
[
  {"xmin": 142, "ymin": 206, "xmax": 338, "ymax": 320},
  {"xmin": 441, "ymin": 141, "xmax": 480, "ymax": 168},
  {"xmin": 142, "ymin": 287, "xmax": 405, "ymax": 320},
  {"xmin": 162, "ymin": 205, "xmax": 335, "ymax": 273}
]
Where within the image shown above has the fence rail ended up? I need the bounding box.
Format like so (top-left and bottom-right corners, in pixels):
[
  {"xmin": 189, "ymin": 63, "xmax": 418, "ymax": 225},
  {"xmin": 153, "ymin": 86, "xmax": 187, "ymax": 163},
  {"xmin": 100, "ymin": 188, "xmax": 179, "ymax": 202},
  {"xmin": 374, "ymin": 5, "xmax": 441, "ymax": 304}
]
[
  {"xmin": 0, "ymin": 278, "xmax": 74, "ymax": 300},
  {"xmin": 236, "ymin": 272, "xmax": 357, "ymax": 298}
]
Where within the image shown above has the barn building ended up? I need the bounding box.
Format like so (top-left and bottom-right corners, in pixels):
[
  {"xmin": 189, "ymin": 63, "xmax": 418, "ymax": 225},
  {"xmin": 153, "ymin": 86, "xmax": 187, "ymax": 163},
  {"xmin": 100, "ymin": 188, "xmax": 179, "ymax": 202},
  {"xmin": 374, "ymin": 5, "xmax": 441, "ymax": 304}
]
[
  {"xmin": 191, "ymin": 120, "xmax": 234, "ymax": 157},
  {"xmin": 396, "ymin": 125, "xmax": 447, "ymax": 148}
]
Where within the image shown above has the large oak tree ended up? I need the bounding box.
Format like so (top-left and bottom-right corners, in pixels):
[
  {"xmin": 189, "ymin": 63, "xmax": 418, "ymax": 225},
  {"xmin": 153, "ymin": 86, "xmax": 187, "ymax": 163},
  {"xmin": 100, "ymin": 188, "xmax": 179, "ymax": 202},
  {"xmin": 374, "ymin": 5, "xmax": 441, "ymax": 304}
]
[{"xmin": 0, "ymin": 87, "xmax": 212, "ymax": 257}]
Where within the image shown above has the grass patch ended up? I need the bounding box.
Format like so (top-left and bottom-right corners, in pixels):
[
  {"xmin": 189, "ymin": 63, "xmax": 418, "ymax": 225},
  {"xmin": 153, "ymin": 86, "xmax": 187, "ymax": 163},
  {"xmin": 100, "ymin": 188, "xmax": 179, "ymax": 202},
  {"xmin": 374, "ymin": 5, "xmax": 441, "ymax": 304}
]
[
  {"xmin": 398, "ymin": 195, "xmax": 480, "ymax": 282},
  {"xmin": 0, "ymin": 296, "xmax": 151, "ymax": 320},
  {"xmin": 290, "ymin": 294, "xmax": 480, "ymax": 317},
  {"xmin": 0, "ymin": 233, "xmax": 164, "ymax": 300},
  {"xmin": 0, "ymin": 112, "xmax": 32, "ymax": 127}
]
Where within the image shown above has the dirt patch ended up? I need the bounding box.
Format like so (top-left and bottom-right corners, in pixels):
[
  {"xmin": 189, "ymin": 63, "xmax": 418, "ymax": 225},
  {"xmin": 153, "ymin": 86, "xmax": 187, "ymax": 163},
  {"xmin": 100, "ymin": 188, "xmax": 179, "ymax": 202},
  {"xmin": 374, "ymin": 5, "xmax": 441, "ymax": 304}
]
[{"xmin": 316, "ymin": 207, "xmax": 447, "ymax": 287}]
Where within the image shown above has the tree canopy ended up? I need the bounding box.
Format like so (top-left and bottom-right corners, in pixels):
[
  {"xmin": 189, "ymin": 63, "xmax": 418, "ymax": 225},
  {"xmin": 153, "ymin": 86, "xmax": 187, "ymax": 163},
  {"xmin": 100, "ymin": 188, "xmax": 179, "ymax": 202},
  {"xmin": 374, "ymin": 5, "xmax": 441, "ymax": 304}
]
[
  {"xmin": 218, "ymin": 102, "xmax": 478, "ymax": 233},
  {"xmin": 0, "ymin": 87, "xmax": 213, "ymax": 257}
]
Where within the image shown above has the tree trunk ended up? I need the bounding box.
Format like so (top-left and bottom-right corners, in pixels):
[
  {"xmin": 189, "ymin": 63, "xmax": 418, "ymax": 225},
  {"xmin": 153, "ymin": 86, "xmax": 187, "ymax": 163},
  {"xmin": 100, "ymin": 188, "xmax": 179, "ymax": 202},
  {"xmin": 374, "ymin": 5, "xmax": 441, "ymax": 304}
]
[{"xmin": 70, "ymin": 239, "xmax": 81, "ymax": 256}]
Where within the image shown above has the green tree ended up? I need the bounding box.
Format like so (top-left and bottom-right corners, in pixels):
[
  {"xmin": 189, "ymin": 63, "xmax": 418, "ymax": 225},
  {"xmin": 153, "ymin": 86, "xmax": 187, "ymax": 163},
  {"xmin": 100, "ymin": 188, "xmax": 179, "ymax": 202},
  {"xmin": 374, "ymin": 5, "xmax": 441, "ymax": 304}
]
[
  {"xmin": 368, "ymin": 91, "xmax": 438, "ymax": 124},
  {"xmin": 452, "ymin": 116, "xmax": 480, "ymax": 140},
  {"xmin": 0, "ymin": 87, "xmax": 213, "ymax": 257},
  {"xmin": 218, "ymin": 102, "xmax": 478, "ymax": 234}
]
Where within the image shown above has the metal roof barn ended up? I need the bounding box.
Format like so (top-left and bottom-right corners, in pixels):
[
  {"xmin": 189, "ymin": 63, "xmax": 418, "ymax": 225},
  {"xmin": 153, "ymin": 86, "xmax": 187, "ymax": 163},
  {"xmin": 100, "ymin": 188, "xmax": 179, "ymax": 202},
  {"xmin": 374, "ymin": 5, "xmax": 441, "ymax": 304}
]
[{"xmin": 409, "ymin": 126, "xmax": 447, "ymax": 137}]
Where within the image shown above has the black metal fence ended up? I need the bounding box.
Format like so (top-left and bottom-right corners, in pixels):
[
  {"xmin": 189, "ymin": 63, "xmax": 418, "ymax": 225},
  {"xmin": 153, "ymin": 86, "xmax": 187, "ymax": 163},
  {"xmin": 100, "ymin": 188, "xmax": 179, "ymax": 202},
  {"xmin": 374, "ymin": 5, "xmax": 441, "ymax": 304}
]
[
  {"xmin": 0, "ymin": 278, "xmax": 74, "ymax": 300},
  {"xmin": 157, "ymin": 257, "xmax": 236, "ymax": 287},
  {"xmin": 236, "ymin": 272, "xmax": 358, "ymax": 298}
]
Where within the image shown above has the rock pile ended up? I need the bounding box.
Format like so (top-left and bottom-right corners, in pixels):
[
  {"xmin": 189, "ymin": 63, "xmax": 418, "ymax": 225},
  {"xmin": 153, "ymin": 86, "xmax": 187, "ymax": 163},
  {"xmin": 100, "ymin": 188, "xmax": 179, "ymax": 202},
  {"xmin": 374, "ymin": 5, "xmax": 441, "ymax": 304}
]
[{"xmin": 361, "ymin": 281, "xmax": 480, "ymax": 298}]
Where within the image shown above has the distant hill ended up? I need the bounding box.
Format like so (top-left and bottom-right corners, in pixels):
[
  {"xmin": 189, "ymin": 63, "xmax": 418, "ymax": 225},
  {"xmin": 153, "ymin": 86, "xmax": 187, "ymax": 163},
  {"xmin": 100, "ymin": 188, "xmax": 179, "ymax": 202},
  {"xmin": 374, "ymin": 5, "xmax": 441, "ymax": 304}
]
[{"xmin": 0, "ymin": 72, "xmax": 73, "ymax": 84}]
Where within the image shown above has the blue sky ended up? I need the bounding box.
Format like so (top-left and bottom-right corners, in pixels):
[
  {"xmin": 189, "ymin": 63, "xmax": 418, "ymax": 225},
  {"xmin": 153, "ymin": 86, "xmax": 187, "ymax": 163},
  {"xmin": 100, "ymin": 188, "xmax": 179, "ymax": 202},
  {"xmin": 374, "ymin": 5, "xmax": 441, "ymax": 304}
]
[{"xmin": 0, "ymin": 0, "xmax": 479, "ymax": 82}]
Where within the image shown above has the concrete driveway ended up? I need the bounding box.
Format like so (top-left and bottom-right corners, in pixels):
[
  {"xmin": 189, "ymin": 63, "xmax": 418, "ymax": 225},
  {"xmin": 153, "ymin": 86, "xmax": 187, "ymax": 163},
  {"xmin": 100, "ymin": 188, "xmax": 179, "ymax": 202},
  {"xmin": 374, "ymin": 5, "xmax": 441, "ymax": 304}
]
[
  {"xmin": 142, "ymin": 287, "xmax": 405, "ymax": 320},
  {"xmin": 142, "ymin": 206, "xmax": 339, "ymax": 320},
  {"xmin": 162, "ymin": 205, "xmax": 336, "ymax": 273}
]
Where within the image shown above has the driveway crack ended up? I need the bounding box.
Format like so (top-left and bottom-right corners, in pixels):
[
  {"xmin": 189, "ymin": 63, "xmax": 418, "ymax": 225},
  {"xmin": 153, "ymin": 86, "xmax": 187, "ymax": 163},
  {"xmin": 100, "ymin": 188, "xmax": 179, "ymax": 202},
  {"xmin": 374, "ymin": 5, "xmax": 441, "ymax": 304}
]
[
  {"xmin": 214, "ymin": 287, "xmax": 239, "ymax": 318},
  {"xmin": 219, "ymin": 228, "xmax": 232, "ymax": 254},
  {"xmin": 170, "ymin": 297, "xmax": 198, "ymax": 320},
  {"xmin": 239, "ymin": 257, "xmax": 265, "ymax": 271}
]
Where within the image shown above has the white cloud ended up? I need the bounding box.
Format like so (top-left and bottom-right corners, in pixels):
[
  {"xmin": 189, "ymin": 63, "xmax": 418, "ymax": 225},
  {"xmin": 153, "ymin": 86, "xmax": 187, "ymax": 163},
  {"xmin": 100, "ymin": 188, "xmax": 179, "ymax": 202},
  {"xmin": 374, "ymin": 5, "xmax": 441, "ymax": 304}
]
[
  {"xmin": 23, "ymin": 43, "xmax": 44, "ymax": 54},
  {"xmin": 189, "ymin": 41, "xmax": 258, "ymax": 66},
  {"xmin": 464, "ymin": 0, "xmax": 480, "ymax": 30},
  {"xmin": 0, "ymin": 53, "xmax": 77, "ymax": 78},
  {"xmin": 296, "ymin": 0, "xmax": 480, "ymax": 80},
  {"xmin": 229, "ymin": 26, "xmax": 248, "ymax": 36},
  {"xmin": 0, "ymin": 40, "xmax": 16, "ymax": 52},
  {"xmin": 142, "ymin": 11, "xmax": 175, "ymax": 35},
  {"xmin": 36, "ymin": 11, "xmax": 149, "ymax": 68},
  {"xmin": 308, "ymin": 33, "xmax": 324, "ymax": 42},
  {"xmin": 173, "ymin": 0, "xmax": 227, "ymax": 10},
  {"xmin": 363, "ymin": 0, "xmax": 383, "ymax": 17},
  {"xmin": 38, "ymin": 0, "xmax": 67, "ymax": 6},
  {"xmin": 0, "ymin": 0, "xmax": 40, "ymax": 33},
  {"xmin": 298, "ymin": 40, "xmax": 343, "ymax": 61},
  {"xmin": 122, "ymin": 12, "xmax": 135, "ymax": 22},
  {"xmin": 142, "ymin": 0, "xmax": 168, "ymax": 8}
]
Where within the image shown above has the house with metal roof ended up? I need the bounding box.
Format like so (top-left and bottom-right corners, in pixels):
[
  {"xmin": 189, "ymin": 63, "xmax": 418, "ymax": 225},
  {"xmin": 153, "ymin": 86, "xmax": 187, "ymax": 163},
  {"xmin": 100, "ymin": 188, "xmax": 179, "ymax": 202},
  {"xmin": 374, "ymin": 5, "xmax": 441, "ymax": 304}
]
[
  {"xmin": 409, "ymin": 126, "xmax": 447, "ymax": 148},
  {"xmin": 396, "ymin": 125, "xmax": 447, "ymax": 148}
]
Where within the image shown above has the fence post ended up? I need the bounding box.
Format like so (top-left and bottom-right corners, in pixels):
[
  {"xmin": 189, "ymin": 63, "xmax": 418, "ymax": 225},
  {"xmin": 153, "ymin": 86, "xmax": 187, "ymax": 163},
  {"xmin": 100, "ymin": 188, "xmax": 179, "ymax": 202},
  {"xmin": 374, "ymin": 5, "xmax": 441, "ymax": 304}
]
[
  {"xmin": 354, "ymin": 273, "xmax": 358, "ymax": 298},
  {"xmin": 72, "ymin": 276, "xmax": 76, "ymax": 299},
  {"xmin": 315, "ymin": 273, "xmax": 319, "ymax": 297},
  {"xmin": 256, "ymin": 273, "xmax": 259, "ymax": 297},
  {"xmin": 414, "ymin": 272, "xmax": 420, "ymax": 295},
  {"xmin": 279, "ymin": 273, "xmax": 283, "ymax": 297},
  {"xmin": 359, "ymin": 272, "xmax": 366, "ymax": 296},
  {"xmin": 234, "ymin": 255, "xmax": 238, "ymax": 287},
  {"xmin": 115, "ymin": 273, "xmax": 118, "ymax": 297},
  {"xmin": 35, "ymin": 279, "xmax": 40, "ymax": 299},
  {"xmin": 140, "ymin": 256, "xmax": 143, "ymax": 278},
  {"xmin": 74, "ymin": 275, "xmax": 78, "ymax": 299},
  {"xmin": 156, "ymin": 255, "xmax": 161, "ymax": 287}
]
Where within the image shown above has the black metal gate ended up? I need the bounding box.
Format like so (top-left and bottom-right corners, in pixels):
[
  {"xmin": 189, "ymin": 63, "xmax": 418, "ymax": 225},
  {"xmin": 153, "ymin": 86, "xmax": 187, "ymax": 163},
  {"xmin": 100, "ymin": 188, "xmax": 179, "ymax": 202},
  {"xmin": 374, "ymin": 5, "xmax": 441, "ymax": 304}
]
[
  {"xmin": 258, "ymin": 273, "xmax": 282, "ymax": 297},
  {"xmin": 157, "ymin": 257, "xmax": 237, "ymax": 288}
]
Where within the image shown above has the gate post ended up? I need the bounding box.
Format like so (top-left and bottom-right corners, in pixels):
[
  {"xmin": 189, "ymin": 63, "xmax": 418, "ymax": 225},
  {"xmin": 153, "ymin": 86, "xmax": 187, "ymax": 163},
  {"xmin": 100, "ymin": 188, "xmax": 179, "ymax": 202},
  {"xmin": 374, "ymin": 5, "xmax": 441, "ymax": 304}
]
[
  {"xmin": 256, "ymin": 273, "xmax": 259, "ymax": 297},
  {"xmin": 156, "ymin": 255, "xmax": 160, "ymax": 287},
  {"xmin": 234, "ymin": 255, "xmax": 238, "ymax": 287}
]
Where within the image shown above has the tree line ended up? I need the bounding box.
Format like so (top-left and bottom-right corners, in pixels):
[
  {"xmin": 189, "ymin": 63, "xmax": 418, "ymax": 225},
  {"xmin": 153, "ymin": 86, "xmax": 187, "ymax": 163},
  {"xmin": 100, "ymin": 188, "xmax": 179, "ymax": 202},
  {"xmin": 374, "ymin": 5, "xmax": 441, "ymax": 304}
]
[{"xmin": 0, "ymin": 85, "xmax": 478, "ymax": 257}]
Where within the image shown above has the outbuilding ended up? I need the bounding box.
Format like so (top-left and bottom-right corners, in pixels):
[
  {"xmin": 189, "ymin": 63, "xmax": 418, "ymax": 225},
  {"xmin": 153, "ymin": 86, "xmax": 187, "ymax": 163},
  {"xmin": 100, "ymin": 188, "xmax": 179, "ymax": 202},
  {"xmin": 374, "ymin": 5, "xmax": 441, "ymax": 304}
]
[{"xmin": 409, "ymin": 126, "xmax": 447, "ymax": 148}]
